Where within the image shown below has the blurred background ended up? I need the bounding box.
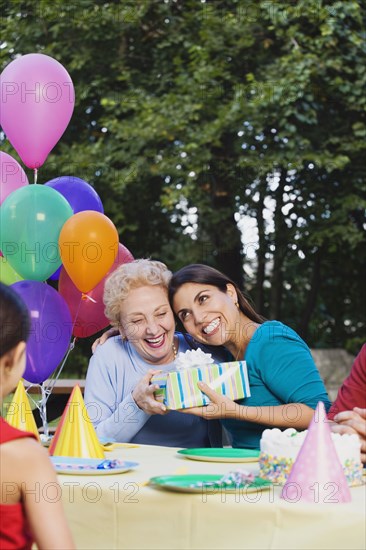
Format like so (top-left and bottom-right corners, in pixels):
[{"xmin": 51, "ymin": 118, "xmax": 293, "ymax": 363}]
[{"xmin": 1, "ymin": 0, "xmax": 365, "ymax": 381}]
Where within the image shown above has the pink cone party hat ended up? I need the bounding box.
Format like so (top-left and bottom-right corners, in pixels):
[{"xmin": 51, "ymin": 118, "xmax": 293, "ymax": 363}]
[
  {"xmin": 6, "ymin": 380, "xmax": 40, "ymax": 440},
  {"xmin": 281, "ymin": 401, "xmax": 351, "ymax": 503},
  {"xmin": 49, "ymin": 385, "xmax": 104, "ymax": 459}
]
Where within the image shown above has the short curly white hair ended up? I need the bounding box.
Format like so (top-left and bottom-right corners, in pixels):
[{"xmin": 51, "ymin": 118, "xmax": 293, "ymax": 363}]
[{"xmin": 103, "ymin": 259, "xmax": 172, "ymax": 325}]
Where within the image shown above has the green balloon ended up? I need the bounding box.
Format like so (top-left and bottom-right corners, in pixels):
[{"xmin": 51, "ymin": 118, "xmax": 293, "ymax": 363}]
[
  {"xmin": 0, "ymin": 255, "xmax": 24, "ymax": 285},
  {"xmin": 1, "ymin": 185, "xmax": 73, "ymax": 281}
]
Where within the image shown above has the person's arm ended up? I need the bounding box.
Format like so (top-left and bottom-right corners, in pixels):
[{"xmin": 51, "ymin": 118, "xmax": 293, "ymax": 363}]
[
  {"xmin": 182, "ymin": 382, "xmax": 315, "ymax": 429},
  {"xmin": 180, "ymin": 324, "xmax": 328, "ymax": 430},
  {"xmin": 84, "ymin": 347, "xmax": 152, "ymax": 442},
  {"xmin": 91, "ymin": 327, "xmax": 119, "ymax": 353},
  {"xmin": 328, "ymin": 344, "xmax": 366, "ymax": 420},
  {"xmin": 331, "ymin": 407, "xmax": 366, "ymax": 462},
  {"xmin": 20, "ymin": 440, "xmax": 75, "ymax": 549}
]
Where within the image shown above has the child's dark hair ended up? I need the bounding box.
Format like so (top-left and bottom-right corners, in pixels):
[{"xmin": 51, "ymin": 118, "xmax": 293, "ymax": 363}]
[{"xmin": 0, "ymin": 283, "xmax": 30, "ymax": 357}]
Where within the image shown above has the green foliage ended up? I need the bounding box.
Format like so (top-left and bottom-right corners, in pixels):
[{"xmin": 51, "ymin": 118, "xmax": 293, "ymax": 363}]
[{"xmin": 1, "ymin": 0, "xmax": 365, "ymax": 375}]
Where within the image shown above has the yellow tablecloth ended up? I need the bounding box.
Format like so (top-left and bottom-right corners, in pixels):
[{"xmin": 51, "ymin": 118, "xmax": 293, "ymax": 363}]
[{"xmin": 56, "ymin": 444, "xmax": 366, "ymax": 550}]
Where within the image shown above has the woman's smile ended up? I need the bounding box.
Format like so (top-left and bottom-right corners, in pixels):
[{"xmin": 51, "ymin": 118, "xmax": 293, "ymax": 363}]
[{"xmin": 202, "ymin": 317, "xmax": 221, "ymax": 335}]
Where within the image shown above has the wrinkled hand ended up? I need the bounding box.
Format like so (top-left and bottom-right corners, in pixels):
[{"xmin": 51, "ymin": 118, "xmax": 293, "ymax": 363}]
[
  {"xmin": 91, "ymin": 327, "xmax": 119, "ymax": 353},
  {"xmin": 332, "ymin": 407, "xmax": 366, "ymax": 463},
  {"xmin": 132, "ymin": 370, "xmax": 168, "ymax": 416},
  {"xmin": 179, "ymin": 381, "xmax": 239, "ymax": 420}
]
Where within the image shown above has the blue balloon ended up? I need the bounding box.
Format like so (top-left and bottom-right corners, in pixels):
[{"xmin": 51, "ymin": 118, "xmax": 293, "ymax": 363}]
[{"xmin": 45, "ymin": 176, "xmax": 103, "ymax": 214}]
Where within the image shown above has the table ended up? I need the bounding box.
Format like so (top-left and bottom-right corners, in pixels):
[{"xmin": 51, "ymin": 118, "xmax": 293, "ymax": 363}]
[{"xmin": 56, "ymin": 444, "xmax": 366, "ymax": 550}]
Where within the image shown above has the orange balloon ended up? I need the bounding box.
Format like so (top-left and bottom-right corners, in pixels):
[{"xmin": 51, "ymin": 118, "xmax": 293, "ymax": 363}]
[{"xmin": 59, "ymin": 211, "xmax": 119, "ymax": 293}]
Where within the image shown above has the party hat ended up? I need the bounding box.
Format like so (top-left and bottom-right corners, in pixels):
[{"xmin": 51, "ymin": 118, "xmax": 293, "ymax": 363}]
[
  {"xmin": 49, "ymin": 385, "xmax": 104, "ymax": 459},
  {"xmin": 281, "ymin": 402, "xmax": 351, "ymax": 503},
  {"xmin": 6, "ymin": 380, "xmax": 40, "ymax": 440}
]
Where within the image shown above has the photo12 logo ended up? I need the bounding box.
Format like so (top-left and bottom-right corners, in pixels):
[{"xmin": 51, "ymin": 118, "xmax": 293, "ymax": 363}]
[{"xmin": 1, "ymin": 81, "xmax": 74, "ymax": 104}]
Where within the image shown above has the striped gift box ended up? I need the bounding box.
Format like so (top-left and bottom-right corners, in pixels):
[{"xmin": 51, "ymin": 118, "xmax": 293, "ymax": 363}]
[{"xmin": 151, "ymin": 361, "xmax": 250, "ymax": 410}]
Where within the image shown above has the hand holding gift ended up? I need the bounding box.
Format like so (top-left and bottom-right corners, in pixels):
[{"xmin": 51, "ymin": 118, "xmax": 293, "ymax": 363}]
[{"xmin": 152, "ymin": 349, "xmax": 250, "ymax": 410}]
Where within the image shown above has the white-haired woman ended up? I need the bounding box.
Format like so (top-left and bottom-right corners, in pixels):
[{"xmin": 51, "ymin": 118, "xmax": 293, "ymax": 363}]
[{"xmin": 84, "ymin": 259, "xmax": 229, "ymax": 447}]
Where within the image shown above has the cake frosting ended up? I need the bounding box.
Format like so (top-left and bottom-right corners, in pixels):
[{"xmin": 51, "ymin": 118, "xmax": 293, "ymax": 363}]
[{"xmin": 259, "ymin": 427, "xmax": 363, "ymax": 486}]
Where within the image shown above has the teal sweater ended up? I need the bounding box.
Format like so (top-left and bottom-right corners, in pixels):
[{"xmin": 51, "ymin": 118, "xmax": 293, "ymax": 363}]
[{"xmin": 222, "ymin": 321, "xmax": 331, "ymax": 449}]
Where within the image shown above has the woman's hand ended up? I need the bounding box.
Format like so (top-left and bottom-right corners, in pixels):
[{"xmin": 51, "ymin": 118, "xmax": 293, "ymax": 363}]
[
  {"xmin": 91, "ymin": 327, "xmax": 119, "ymax": 353},
  {"xmin": 132, "ymin": 370, "xmax": 168, "ymax": 416},
  {"xmin": 332, "ymin": 407, "xmax": 366, "ymax": 462},
  {"xmin": 179, "ymin": 382, "xmax": 239, "ymax": 419},
  {"xmin": 180, "ymin": 382, "xmax": 314, "ymax": 430}
]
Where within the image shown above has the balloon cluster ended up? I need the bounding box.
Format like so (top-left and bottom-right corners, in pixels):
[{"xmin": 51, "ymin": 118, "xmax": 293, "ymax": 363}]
[{"xmin": 0, "ymin": 54, "xmax": 134, "ymax": 385}]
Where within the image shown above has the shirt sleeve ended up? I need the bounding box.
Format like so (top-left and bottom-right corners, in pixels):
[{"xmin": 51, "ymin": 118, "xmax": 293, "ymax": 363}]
[
  {"xmin": 258, "ymin": 324, "xmax": 331, "ymax": 410},
  {"xmin": 84, "ymin": 348, "xmax": 151, "ymax": 442},
  {"xmin": 328, "ymin": 344, "xmax": 366, "ymax": 420}
]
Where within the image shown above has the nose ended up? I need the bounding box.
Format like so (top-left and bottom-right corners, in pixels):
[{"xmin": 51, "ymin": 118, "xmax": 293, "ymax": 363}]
[
  {"xmin": 190, "ymin": 307, "xmax": 207, "ymax": 325},
  {"xmin": 145, "ymin": 318, "xmax": 160, "ymax": 335}
]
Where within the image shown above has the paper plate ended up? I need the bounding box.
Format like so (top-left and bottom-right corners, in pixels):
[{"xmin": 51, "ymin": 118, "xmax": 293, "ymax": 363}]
[
  {"xmin": 177, "ymin": 448, "xmax": 260, "ymax": 463},
  {"xmin": 51, "ymin": 456, "xmax": 139, "ymax": 475},
  {"xmin": 149, "ymin": 474, "xmax": 271, "ymax": 494}
]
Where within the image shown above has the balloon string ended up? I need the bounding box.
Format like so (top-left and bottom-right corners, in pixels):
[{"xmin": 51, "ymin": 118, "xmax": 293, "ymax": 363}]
[
  {"xmin": 34, "ymin": 169, "xmax": 38, "ymax": 184},
  {"xmin": 25, "ymin": 338, "xmax": 76, "ymax": 438},
  {"xmin": 82, "ymin": 293, "xmax": 97, "ymax": 303},
  {"xmin": 44, "ymin": 337, "xmax": 76, "ymax": 400},
  {"xmin": 26, "ymin": 383, "xmax": 50, "ymax": 437}
]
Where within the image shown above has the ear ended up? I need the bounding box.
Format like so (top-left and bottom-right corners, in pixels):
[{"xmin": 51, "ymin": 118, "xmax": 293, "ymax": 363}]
[
  {"xmin": 117, "ymin": 325, "xmax": 127, "ymax": 341},
  {"xmin": 226, "ymin": 283, "xmax": 238, "ymax": 303},
  {"xmin": 1, "ymin": 342, "xmax": 26, "ymax": 372}
]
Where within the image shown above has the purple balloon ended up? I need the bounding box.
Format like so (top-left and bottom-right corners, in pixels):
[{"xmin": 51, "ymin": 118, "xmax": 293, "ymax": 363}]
[
  {"xmin": 12, "ymin": 281, "xmax": 72, "ymax": 384},
  {"xmin": 45, "ymin": 176, "xmax": 103, "ymax": 214},
  {"xmin": 48, "ymin": 265, "xmax": 62, "ymax": 281}
]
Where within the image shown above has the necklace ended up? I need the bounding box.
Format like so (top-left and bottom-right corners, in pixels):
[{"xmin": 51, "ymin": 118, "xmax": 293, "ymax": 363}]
[{"xmin": 172, "ymin": 340, "xmax": 178, "ymax": 360}]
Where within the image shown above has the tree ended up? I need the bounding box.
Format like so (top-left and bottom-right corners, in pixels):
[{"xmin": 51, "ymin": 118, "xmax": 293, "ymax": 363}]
[{"xmin": 1, "ymin": 0, "xmax": 365, "ymax": 371}]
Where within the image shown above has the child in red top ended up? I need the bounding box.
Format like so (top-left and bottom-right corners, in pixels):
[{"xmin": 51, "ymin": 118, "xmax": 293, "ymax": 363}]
[
  {"xmin": 0, "ymin": 283, "xmax": 74, "ymax": 549},
  {"xmin": 329, "ymin": 344, "xmax": 366, "ymax": 463}
]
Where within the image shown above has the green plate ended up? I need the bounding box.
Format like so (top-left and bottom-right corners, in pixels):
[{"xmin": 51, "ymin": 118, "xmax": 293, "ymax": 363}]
[
  {"xmin": 177, "ymin": 448, "xmax": 260, "ymax": 463},
  {"xmin": 149, "ymin": 474, "xmax": 271, "ymax": 494}
]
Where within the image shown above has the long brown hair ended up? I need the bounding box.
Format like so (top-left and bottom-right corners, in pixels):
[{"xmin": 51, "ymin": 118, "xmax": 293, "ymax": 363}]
[{"xmin": 169, "ymin": 264, "xmax": 265, "ymax": 324}]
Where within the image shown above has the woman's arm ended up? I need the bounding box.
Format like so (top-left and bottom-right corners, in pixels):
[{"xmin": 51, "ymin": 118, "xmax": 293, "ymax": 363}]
[
  {"xmin": 331, "ymin": 407, "xmax": 366, "ymax": 462},
  {"xmin": 182, "ymin": 382, "xmax": 315, "ymax": 429},
  {"xmin": 84, "ymin": 343, "xmax": 168, "ymax": 442},
  {"xmin": 84, "ymin": 349, "xmax": 152, "ymax": 442},
  {"xmin": 91, "ymin": 327, "xmax": 119, "ymax": 353},
  {"xmin": 21, "ymin": 440, "xmax": 75, "ymax": 549}
]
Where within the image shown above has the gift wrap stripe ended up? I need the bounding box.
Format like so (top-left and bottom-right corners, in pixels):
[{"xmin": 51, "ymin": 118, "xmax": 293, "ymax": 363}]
[{"xmin": 153, "ymin": 361, "xmax": 250, "ymax": 409}]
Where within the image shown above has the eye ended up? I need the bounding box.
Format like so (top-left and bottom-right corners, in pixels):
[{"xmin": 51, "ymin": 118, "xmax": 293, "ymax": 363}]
[
  {"xmin": 179, "ymin": 311, "xmax": 190, "ymax": 322},
  {"xmin": 131, "ymin": 318, "xmax": 144, "ymax": 325},
  {"xmin": 157, "ymin": 311, "xmax": 167, "ymax": 318},
  {"xmin": 198, "ymin": 294, "xmax": 208, "ymax": 304}
]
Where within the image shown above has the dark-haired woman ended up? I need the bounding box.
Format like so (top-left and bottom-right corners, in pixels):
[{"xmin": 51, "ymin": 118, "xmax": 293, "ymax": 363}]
[{"xmin": 169, "ymin": 264, "xmax": 331, "ymax": 449}]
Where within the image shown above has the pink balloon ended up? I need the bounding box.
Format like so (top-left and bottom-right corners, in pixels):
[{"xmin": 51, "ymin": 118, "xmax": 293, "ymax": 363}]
[
  {"xmin": 0, "ymin": 151, "xmax": 29, "ymax": 204},
  {"xmin": 0, "ymin": 54, "xmax": 75, "ymax": 169},
  {"xmin": 58, "ymin": 243, "xmax": 134, "ymax": 338}
]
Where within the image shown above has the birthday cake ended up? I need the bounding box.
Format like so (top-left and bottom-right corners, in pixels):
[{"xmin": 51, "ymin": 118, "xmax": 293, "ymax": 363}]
[{"xmin": 259, "ymin": 428, "xmax": 363, "ymax": 486}]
